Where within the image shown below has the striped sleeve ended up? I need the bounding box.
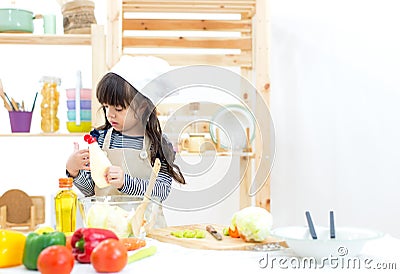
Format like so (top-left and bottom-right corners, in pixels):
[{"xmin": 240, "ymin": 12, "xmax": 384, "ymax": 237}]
[
  {"xmin": 119, "ymin": 160, "xmax": 172, "ymax": 202},
  {"xmin": 72, "ymin": 170, "xmax": 95, "ymax": 197}
]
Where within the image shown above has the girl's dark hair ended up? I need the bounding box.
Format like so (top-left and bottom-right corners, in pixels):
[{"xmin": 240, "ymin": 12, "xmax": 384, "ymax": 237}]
[{"xmin": 96, "ymin": 72, "xmax": 185, "ymax": 185}]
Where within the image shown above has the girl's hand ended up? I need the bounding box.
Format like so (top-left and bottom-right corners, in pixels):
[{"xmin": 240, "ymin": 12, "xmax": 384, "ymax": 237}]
[
  {"xmin": 66, "ymin": 142, "xmax": 90, "ymax": 177},
  {"xmin": 105, "ymin": 165, "xmax": 124, "ymax": 189}
]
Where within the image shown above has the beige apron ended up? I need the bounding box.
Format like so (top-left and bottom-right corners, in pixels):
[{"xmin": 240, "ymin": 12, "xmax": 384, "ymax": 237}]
[{"xmin": 94, "ymin": 129, "xmax": 167, "ymax": 228}]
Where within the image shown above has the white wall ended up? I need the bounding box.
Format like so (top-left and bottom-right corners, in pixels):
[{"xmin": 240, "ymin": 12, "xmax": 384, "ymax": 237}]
[
  {"xmin": 0, "ymin": 135, "xmax": 86, "ymax": 226},
  {"xmin": 270, "ymin": 0, "xmax": 400, "ymax": 237}
]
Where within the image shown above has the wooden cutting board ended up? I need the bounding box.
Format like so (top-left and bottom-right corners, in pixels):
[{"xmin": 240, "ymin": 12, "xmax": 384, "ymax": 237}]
[{"xmin": 147, "ymin": 224, "xmax": 287, "ymax": 251}]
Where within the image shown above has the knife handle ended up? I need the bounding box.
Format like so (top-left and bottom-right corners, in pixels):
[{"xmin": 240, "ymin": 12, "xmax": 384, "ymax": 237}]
[{"xmin": 206, "ymin": 225, "xmax": 222, "ymax": 241}]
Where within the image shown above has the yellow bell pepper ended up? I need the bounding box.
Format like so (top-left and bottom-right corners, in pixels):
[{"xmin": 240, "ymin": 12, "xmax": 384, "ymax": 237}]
[{"xmin": 0, "ymin": 229, "xmax": 26, "ymax": 268}]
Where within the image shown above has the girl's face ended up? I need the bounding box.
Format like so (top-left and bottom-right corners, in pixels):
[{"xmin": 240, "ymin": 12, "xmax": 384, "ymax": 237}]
[{"xmin": 103, "ymin": 104, "xmax": 144, "ymax": 135}]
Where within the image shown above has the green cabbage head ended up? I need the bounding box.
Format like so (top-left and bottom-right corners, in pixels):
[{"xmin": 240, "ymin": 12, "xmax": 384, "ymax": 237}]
[
  {"xmin": 86, "ymin": 203, "xmax": 132, "ymax": 237},
  {"xmin": 230, "ymin": 206, "xmax": 273, "ymax": 242}
]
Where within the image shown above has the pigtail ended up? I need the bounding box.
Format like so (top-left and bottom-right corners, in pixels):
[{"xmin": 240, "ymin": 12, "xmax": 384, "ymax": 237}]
[{"xmin": 145, "ymin": 109, "xmax": 186, "ymax": 185}]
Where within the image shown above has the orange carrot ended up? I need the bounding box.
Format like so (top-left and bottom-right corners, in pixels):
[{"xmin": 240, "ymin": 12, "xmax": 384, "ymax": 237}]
[
  {"xmin": 229, "ymin": 226, "xmax": 240, "ymax": 238},
  {"xmin": 119, "ymin": 238, "xmax": 146, "ymax": 251},
  {"xmin": 65, "ymin": 235, "xmax": 73, "ymax": 251}
]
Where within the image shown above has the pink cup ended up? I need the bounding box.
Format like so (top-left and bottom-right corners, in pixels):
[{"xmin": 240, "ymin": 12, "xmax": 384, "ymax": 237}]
[
  {"xmin": 66, "ymin": 88, "xmax": 92, "ymax": 100},
  {"xmin": 8, "ymin": 111, "xmax": 33, "ymax": 133}
]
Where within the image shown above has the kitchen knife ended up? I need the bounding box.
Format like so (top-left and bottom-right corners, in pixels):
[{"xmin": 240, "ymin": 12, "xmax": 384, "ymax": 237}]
[{"xmin": 206, "ymin": 225, "xmax": 222, "ymax": 241}]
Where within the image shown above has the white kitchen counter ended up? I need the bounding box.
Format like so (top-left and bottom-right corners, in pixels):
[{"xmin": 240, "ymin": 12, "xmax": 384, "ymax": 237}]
[{"xmin": 2, "ymin": 234, "xmax": 399, "ymax": 274}]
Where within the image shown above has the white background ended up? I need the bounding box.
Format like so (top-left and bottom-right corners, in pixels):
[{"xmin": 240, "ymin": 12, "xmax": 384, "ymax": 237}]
[{"xmin": 270, "ymin": 0, "xmax": 400, "ymax": 237}]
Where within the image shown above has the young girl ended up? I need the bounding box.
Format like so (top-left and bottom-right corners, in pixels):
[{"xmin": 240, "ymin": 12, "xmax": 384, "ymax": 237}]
[{"xmin": 66, "ymin": 56, "xmax": 185, "ymax": 204}]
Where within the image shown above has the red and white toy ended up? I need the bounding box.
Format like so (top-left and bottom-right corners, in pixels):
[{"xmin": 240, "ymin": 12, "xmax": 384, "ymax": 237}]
[{"xmin": 84, "ymin": 134, "xmax": 112, "ymax": 188}]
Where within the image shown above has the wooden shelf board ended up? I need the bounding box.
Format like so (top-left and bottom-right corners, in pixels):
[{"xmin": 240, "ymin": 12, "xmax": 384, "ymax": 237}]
[
  {"xmin": 122, "ymin": 52, "xmax": 252, "ymax": 67},
  {"xmin": 122, "ymin": 0, "xmax": 255, "ymax": 13},
  {"xmin": 123, "ymin": 0, "xmax": 256, "ymax": 4},
  {"xmin": 122, "ymin": 36, "xmax": 252, "ymax": 49},
  {"xmin": 0, "ymin": 34, "xmax": 91, "ymax": 45},
  {"xmin": 124, "ymin": 6, "xmax": 254, "ymax": 16},
  {"xmin": 123, "ymin": 19, "xmax": 252, "ymax": 32}
]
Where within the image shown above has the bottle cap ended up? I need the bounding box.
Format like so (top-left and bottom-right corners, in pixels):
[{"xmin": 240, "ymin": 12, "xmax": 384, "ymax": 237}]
[{"xmin": 59, "ymin": 177, "xmax": 73, "ymax": 188}]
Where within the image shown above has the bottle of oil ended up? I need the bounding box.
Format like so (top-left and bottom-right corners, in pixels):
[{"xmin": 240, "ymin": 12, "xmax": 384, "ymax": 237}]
[{"xmin": 55, "ymin": 178, "xmax": 77, "ymax": 234}]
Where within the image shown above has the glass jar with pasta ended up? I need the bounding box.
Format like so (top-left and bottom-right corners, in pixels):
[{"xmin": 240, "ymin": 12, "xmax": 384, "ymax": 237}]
[{"xmin": 40, "ymin": 76, "xmax": 61, "ymax": 133}]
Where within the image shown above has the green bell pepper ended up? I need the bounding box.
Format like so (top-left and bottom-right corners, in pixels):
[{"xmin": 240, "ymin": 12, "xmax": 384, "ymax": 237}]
[{"xmin": 22, "ymin": 231, "xmax": 66, "ymax": 270}]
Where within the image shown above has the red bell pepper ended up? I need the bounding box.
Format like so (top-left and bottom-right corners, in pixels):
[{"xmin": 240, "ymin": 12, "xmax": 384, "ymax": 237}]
[{"xmin": 71, "ymin": 228, "xmax": 118, "ymax": 263}]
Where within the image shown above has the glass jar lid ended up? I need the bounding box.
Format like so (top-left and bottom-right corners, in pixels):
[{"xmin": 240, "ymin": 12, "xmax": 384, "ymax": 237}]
[{"xmin": 40, "ymin": 76, "xmax": 61, "ymax": 85}]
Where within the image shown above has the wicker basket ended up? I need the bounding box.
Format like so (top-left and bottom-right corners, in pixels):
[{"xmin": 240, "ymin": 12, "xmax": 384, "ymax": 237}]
[{"xmin": 62, "ymin": 0, "xmax": 96, "ymax": 34}]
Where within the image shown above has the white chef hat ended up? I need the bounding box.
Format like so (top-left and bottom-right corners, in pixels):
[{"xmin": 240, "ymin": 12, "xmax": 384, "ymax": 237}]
[{"xmin": 110, "ymin": 55, "xmax": 171, "ymax": 104}]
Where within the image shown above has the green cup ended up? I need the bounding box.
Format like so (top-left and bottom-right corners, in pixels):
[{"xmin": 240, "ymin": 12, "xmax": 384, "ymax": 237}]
[{"xmin": 43, "ymin": 14, "xmax": 56, "ymax": 34}]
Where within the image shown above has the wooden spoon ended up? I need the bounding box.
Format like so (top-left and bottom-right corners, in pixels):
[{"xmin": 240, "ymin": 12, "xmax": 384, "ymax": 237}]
[
  {"xmin": 131, "ymin": 158, "xmax": 161, "ymax": 237},
  {"xmin": 0, "ymin": 80, "xmax": 12, "ymax": 111}
]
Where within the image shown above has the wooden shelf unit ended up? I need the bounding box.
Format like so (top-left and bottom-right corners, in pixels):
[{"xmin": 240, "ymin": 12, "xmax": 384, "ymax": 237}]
[
  {"xmin": 0, "ymin": 25, "xmax": 107, "ymax": 132},
  {"xmin": 105, "ymin": 0, "xmax": 271, "ymax": 210},
  {"xmin": 107, "ymin": 0, "xmax": 258, "ymax": 68}
]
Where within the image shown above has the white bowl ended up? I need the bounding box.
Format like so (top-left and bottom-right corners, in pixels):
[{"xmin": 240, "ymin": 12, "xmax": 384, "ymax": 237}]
[{"xmin": 271, "ymin": 226, "xmax": 384, "ymax": 259}]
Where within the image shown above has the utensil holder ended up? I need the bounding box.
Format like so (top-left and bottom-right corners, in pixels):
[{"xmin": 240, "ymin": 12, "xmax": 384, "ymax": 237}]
[{"xmin": 8, "ymin": 111, "xmax": 33, "ymax": 133}]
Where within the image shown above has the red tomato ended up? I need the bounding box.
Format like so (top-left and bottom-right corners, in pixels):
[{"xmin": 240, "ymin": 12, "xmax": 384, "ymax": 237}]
[
  {"xmin": 37, "ymin": 245, "xmax": 74, "ymax": 274},
  {"xmin": 91, "ymin": 239, "xmax": 128, "ymax": 273}
]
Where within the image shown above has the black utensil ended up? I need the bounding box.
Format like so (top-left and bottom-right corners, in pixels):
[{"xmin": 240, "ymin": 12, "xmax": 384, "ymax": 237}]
[
  {"xmin": 330, "ymin": 211, "xmax": 335, "ymax": 239},
  {"xmin": 305, "ymin": 211, "xmax": 317, "ymax": 239},
  {"xmin": 31, "ymin": 92, "xmax": 38, "ymax": 112}
]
